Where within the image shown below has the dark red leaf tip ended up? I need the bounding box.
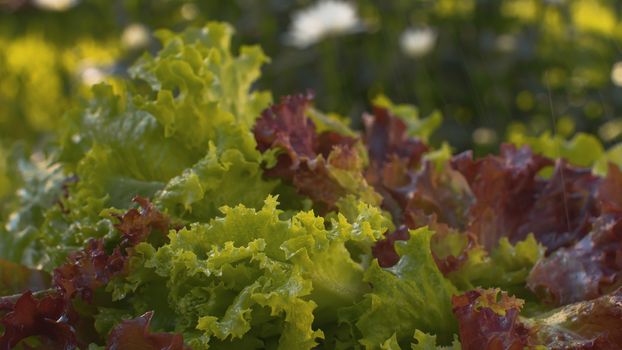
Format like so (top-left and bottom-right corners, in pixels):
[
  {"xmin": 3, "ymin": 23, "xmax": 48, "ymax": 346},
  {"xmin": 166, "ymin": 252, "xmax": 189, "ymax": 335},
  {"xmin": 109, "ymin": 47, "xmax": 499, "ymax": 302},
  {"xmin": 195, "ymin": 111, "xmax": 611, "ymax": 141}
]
[
  {"xmin": 115, "ymin": 196, "xmax": 170, "ymax": 247},
  {"xmin": 0, "ymin": 291, "xmax": 77, "ymax": 350}
]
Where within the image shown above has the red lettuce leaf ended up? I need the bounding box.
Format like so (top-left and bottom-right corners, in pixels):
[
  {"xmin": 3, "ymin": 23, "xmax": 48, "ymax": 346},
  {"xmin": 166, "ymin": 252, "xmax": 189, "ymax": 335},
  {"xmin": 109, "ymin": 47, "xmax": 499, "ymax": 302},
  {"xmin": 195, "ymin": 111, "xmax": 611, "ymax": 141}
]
[
  {"xmin": 373, "ymin": 216, "xmax": 476, "ymax": 273},
  {"xmin": 401, "ymin": 162, "xmax": 473, "ymax": 230},
  {"xmin": 527, "ymin": 165, "xmax": 622, "ymax": 305},
  {"xmin": 453, "ymin": 287, "xmax": 622, "ymax": 349},
  {"xmin": 53, "ymin": 238, "xmax": 126, "ymax": 302},
  {"xmin": 371, "ymin": 225, "xmax": 410, "ymax": 268},
  {"xmin": 114, "ymin": 196, "xmax": 170, "ymax": 247},
  {"xmin": 515, "ymin": 162, "xmax": 599, "ymax": 252},
  {"xmin": 362, "ymin": 106, "xmax": 428, "ymax": 169},
  {"xmin": 363, "ymin": 107, "xmax": 430, "ymax": 221},
  {"xmin": 253, "ymin": 93, "xmax": 360, "ymax": 210},
  {"xmin": 428, "ymin": 222, "xmax": 478, "ymax": 276},
  {"xmin": 1, "ymin": 197, "xmax": 171, "ymax": 348},
  {"xmin": 0, "ymin": 291, "xmax": 78, "ymax": 350},
  {"xmin": 529, "ymin": 287, "xmax": 622, "ymax": 349},
  {"xmin": 365, "ymin": 155, "xmax": 410, "ymax": 223},
  {"xmin": 316, "ymin": 131, "xmax": 358, "ymax": 157},
  {"xmin": 596, "ymin": 163, "xmax": 622, "ymax": 214},
  {"xmin": 527, "ymin": 214, "xmax": 622, "ymax": 305},
  {"xmin": 54, "ymin": 197, "xmax": 170, "ymax": 302},
  {"xmin": 363, "ymin": 109, "xmax": 472, "ymax": 270},
  {"xmin": 289, "ymin": 144, "xmax": 359, "ymax": 209},
  {"xmin": 452, "ymin": 144, "xmax": 599, "ymax": 252},
  {"xmin": 369, "ymin": 160, "xmax": 473, "ymax": 270},
  {"xmin": 105, "ymin": 311, "xmax": 189, "ymax": 350},
  {"xmin": 451, "ymin": 144, "xmax": 551, "ymax": 250},
  {"xmin": 254, "ymin": 93, "xmax": 318, "ymax": 165},
  {"xmin": 451, "ymin": 288, "xmax": 530, "ymax": 350}
]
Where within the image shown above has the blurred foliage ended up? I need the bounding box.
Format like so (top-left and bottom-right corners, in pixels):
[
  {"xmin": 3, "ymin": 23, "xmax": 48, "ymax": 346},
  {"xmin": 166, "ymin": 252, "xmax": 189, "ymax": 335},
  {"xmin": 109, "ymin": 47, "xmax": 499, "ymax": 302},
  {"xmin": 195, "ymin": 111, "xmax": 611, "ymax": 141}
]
[{"xmin": 1, "ymin": 0, "xmax": 622, "ymax": 153}]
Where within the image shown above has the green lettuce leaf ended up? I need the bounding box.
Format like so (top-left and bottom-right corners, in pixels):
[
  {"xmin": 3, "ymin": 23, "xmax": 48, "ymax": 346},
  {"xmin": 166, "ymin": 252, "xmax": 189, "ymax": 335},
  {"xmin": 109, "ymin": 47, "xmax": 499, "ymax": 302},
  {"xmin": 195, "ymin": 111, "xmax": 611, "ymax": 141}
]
[
  {"xmin": 131, "ymin": 23, "xmax": 271, "ymax": 130},
  {"xmin": 155, "ymin": 142, "xmax": 278, "ymax": 222},
  {"xmin": 342, "ymin": 227, "xmax": 459, "ymax": 348},
  {"xmin": 411, "ymin": 331, "xmax": 461, "ymax": 350},
  {"xmin": 60, "ymin": 22, "xmax": 275, "ymax": 220},
  {"xmin": 101, "ymin": 196, "xmax": 391, "ymax": 349},
  {"xmin": 507, "ymin": 131, "xmax": 622, "ymax": 177},
  {"xmin": 445, "ymin": 234, "xmax": 544, "ymax": 298},
  {"xmin": 594, "ymin": 142, "xmax": 622, "ymax": 175},
  {"xmin": 509, "ymin": 132, "xmax": 604, "ymax": 169},
  {"xmin": 379, "ymin": 331, "xmax": 462, "ymax": 350},
  {"xmin": 3, "ymin": 23, "xmax": 277, "ymax": 269}
]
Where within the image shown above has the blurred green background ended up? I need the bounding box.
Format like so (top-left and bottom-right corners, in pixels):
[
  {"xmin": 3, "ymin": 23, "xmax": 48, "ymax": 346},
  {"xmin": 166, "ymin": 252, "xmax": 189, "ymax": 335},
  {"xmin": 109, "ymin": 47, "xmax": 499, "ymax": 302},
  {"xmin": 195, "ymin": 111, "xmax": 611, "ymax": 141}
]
[{"xmin": 1, "ymin": 0, "xmax": 622, "ymax": 153}]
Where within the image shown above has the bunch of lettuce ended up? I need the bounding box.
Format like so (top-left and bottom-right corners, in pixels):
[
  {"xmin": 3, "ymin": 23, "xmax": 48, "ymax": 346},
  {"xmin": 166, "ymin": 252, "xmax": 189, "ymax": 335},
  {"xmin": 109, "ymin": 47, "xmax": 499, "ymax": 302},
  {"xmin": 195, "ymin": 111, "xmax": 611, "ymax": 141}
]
[{"xmin": 3, "ymin": 22, "xmax": 622, "ymax": 350}]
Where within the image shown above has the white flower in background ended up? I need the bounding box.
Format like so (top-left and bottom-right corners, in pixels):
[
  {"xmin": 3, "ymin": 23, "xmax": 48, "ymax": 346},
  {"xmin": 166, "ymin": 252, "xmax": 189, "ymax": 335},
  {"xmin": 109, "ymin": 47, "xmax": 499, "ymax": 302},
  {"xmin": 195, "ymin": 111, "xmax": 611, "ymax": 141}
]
[
  {"xmin": 285, "ymin": 0, "xmax": 364, "ymax": 48},
  {"xmin": 121, "ymin": 23, "xmax": 150, "ymax": 50},
  {"xmin": 79, "ymin": 65, "xmax": 106, "ymax": 86},
  {"xmin": 33, "ymin": 0, "xmax": 78, "ymax": 11},
  {"xmin": 400, "ymin": 27, "xmax": 437, "ymax": 58},
  {"xmin": 611, "ymin": 62, "xmax": 622, "ymax": 87},
  {"xmin": 472, "ymin": 127, "xmax": 498, "ymax": 145}
]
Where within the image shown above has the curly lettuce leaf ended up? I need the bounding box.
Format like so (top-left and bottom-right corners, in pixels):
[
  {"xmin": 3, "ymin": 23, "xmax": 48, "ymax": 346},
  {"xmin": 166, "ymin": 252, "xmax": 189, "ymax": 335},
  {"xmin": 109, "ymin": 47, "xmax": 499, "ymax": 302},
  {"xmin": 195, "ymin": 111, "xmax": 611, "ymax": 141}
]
[
  {"xmin": 254, "ymin": 94, "xmax": 381, "ymax": 211},
  {"xmin": 61, "ymin": 22, "xmax": 274, "ymax": 215},
  {"xmin": 452, "ymin": 144, "xmax": 599, "ymax": 252},
  {"xmin": 0, "ymin": 197, "xmax": 186, "ymax": 349},
  {"xmin": 342, "ymin": 227, "xmax": 459, "ymax": 348},
  {"xmin": 527, "ymin": 165, "xmax": 622, "ymax": 306},
  {"xmin": 370, "ymin": 157, "xmax": 473, "ymax": 271},
  {"xmin": 451, "ymin": 288, "xmax": 530, "ymax": 350},
  {"xmin": 2, "ymin": 23, "xmax": 277, "ymax": 269},
  {"xmin": 155, "ymin": 142, "xmax": 277, "ymax": 222},
  {"xmin": 0, "ymin": 291, "xmax": 77, "ymax": 349},
  {"xmin": 453, "ymin": 286, "xmax": 622, "ymax": 349},
  {"xmin": 509, "ymin": 130, "xmax": 622, "ymax": 178},
  {"xmin": 527, "ymin": 287, "xmax": 622, "ymax": 348},
  {"xmin": 131, "ymin": 23, "xmax": 271, "ymax": 130},
  {"xmin": 363, "ymin": 106, "xmax": 429, "ymax": 175},
  {"xmin": 106, "ymin": 311, "xmax": 190, "ymax": 350},
  {"xmin": 509, "ymin": 132, "xmax": 604, "ymax": 169},
  {"xmin": 101, "ymin": 196, "xmax": 390, "ymax": 349},
  {"xmin": 527, "ymin": 214, "xmax": 622, "ymax": 306},
  {"xmin": 401, "ymin": 162, "xmax": 473, "ymax": 231},
  {"xmin": 411, "ymin": 331, "xmax": 461, "ymax": 350},
  {"xmin": 446, "ymin": 234, "xmax": 544, "ymax": 297},
  {"xmin": 376, "ymin": 216, "xmax": 543, "ymax": 301}
]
